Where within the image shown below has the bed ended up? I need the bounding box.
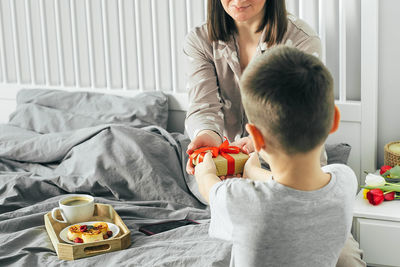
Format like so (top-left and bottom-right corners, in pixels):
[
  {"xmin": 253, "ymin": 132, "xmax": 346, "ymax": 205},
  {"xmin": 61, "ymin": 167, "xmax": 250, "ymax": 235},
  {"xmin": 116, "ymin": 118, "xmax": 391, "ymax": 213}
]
[
  {"xmin": 0, "ymin": 0, "xmax": 378, "ymax": 266},
  {"xmin": 0, "ymin": 88, "xmax": 234, "ymax": 266},
  {"xmin": 0, "ymin": 88, "xmax": 355, "ymax": 266}
]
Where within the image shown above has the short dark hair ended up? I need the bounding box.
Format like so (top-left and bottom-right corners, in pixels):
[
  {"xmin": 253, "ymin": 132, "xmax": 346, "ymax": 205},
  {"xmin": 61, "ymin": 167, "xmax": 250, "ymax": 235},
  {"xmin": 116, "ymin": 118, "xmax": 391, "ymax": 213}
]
[
  {"xmin": 241, "ymin": 46, "xmax": 334, "ymax": 154},
  {"xmin": 207, "ymin": 0, "xmax": 288, "ymax": 47}
]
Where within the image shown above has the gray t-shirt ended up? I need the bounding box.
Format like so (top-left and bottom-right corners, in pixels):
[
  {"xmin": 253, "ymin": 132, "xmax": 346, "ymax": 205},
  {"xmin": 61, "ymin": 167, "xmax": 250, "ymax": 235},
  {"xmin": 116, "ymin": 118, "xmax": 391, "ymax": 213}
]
[{"xmin": 209, "ymin": 164, "xmax": 357, "ymax": 267}]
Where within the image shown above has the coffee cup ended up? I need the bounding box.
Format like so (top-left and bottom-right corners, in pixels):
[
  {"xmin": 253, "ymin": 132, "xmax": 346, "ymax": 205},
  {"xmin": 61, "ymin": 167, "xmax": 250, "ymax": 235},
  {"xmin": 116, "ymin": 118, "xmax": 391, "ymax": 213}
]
[{"xmin": 51, "ymin": 194, "xmax": 95, "ymax": 224}]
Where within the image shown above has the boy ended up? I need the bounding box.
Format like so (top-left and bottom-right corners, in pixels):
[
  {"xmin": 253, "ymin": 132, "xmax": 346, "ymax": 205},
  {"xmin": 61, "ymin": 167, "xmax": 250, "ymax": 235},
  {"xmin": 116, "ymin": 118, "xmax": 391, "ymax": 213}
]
[{"xmin": 194, "ymin": 46, "xmax": 357, "ymax": 266}]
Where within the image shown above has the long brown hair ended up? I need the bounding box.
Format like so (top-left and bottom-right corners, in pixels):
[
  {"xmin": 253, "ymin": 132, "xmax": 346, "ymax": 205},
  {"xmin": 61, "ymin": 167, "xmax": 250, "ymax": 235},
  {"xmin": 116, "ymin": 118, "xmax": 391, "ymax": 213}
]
[{"xmin": 207, "ymin": 0, "xmax": 288, "ymax": 48}]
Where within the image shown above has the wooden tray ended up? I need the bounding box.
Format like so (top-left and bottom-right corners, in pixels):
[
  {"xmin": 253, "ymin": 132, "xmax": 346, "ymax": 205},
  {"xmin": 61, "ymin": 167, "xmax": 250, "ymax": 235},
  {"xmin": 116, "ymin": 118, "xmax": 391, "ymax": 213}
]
[{"xmin": 44, "ymin": 203, "xmax": 131, "ymax": 260}]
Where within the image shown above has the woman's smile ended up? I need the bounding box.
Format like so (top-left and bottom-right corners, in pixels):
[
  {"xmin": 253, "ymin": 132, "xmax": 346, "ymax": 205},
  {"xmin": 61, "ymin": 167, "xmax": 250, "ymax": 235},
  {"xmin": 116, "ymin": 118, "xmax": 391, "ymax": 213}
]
[
  {"xmin": 233, "ymin": 4, "xmax": 251, "ymax": 12},
  {"xmin": 221, "ymin": 0, "xmax": 266, "ymax": 23}
]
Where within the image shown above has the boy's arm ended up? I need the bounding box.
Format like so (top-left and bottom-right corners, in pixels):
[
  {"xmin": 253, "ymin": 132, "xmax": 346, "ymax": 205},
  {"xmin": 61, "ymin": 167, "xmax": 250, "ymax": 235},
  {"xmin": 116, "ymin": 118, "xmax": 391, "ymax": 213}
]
[
  {"xmin": 194, "ymin": 152, "xmax": 221, "ymax": 203},
  {"xmin": 243, "ymin": 153, "xmax": 272, "ymax": 182}
]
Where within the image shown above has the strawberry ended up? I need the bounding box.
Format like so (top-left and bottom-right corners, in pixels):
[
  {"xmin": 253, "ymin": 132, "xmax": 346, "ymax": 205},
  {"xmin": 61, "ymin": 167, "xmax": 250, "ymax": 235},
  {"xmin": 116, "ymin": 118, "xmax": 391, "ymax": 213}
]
[{"xmin": 74, "ymin": 237, "xmax": 83, "ymax": 243}]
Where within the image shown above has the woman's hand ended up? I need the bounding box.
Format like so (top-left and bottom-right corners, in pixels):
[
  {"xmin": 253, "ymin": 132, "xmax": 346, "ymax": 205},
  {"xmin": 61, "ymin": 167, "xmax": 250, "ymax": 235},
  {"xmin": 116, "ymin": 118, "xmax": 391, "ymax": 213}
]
[
  {"xmin": 231, "ymin": 136, "xmax": 254, "ymax": 154},
  {"xmin": 186, "ymin": 130, "xmax": 222, "ymax": 175}
]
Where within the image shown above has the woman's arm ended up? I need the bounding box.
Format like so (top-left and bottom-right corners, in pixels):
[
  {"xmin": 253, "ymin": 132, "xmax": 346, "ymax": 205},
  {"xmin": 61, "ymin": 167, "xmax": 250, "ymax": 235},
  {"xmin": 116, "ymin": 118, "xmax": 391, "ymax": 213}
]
[
  {"xmin": 183, "ymin": 26, "xmax": 225, "ymax": 141},
  {"xmin": 295, "ymin": 36, "xmax": 322, "ymax": 60},
  {"xmin": 184, "ymin": 26, "xmax": 227, "ymax": 174}
]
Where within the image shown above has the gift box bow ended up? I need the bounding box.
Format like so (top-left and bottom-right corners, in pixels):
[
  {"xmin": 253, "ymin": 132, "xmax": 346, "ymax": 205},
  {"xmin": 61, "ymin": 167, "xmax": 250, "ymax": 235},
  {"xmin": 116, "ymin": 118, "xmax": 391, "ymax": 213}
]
[{"xmin": 189, "ymin": 139, "xmax": 241, "ymax": 176}]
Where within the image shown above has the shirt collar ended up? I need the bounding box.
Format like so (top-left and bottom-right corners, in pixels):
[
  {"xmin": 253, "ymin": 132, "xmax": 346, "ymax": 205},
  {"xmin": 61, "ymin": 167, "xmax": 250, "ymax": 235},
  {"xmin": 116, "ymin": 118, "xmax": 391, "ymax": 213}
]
[
  {"xmin": 215, "ymin": 26, "xmax": 269, "ymax": 79},
  {"xmin": 217, "ymin": 26, "xmax": 268, "ymax": 52},
  {"xmin": 257, "ymin": 26, "xmax": 268, "ymax": 53}
]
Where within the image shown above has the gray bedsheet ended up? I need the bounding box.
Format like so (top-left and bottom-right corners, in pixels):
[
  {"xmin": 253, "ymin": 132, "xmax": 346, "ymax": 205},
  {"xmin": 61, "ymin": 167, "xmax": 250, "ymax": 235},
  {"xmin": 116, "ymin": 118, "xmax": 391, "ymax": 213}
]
[{"xmin": 0, "ymin": 90, "xmax": 231, "ymax": 266}]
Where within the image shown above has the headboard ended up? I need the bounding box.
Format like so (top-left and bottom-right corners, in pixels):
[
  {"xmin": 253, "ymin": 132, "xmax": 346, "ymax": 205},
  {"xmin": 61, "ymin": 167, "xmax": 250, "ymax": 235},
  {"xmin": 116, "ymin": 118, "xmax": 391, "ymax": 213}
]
[{"xmin": 0, "ymin": 0, "xmax": 378, "ymax": 184}]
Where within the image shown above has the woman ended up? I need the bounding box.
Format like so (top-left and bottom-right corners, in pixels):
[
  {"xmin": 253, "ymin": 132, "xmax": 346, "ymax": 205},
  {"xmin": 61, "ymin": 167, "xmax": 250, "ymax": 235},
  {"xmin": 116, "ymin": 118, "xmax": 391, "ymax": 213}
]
[
  {"xmin": 184, "ymin": 0, "xmax": 324, "ymax": 175},
  {"xmin": 183, "ymin": 1, "xmax": 366, "ymax": 266}
]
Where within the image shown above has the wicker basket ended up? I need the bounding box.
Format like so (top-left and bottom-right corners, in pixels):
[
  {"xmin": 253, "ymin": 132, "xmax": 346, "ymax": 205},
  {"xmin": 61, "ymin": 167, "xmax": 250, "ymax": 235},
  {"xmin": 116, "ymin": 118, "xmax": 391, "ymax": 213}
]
[{"xmin": 384, "ymin": 141, "xmax": 400, "ymax": 167}]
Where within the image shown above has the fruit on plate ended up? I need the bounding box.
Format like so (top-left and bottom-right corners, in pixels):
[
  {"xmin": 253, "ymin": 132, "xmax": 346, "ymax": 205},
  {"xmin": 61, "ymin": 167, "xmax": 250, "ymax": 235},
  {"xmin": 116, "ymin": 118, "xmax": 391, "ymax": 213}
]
[{"xmin": 67, "ymin": 222, "xmax": 113, "ymax": 243}]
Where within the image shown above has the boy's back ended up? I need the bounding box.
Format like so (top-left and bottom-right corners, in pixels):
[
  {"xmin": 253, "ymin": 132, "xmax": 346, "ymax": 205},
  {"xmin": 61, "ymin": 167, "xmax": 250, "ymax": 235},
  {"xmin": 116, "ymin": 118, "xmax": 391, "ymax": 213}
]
[{"xmin": 209, "ymin": 164, "xmax": 357, "ymax": 267}]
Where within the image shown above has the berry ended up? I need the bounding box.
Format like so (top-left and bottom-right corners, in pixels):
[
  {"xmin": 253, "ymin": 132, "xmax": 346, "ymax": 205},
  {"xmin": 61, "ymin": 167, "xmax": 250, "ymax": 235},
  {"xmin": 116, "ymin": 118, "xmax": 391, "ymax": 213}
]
[
  {"xmin": 74, "ymin": 237, "xmax": 83, "ymax": 243},
  {"xmin": 103, "ymin": 234, "xmax": 109, "ymax": 239},
  {"xmin": 80, "ymin": 225, "xmax": 87, "ymax": 232},
  {"xmin": 107, "ymin": 231, "xmax": 113, "ymax": 237}
]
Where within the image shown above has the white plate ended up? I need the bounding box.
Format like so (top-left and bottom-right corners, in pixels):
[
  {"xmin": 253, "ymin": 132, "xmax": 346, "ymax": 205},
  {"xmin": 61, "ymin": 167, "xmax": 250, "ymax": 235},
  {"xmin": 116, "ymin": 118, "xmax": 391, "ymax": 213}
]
[{"xmin": 59, "ymin": 221, "xmax": 120, "ymax": 244}]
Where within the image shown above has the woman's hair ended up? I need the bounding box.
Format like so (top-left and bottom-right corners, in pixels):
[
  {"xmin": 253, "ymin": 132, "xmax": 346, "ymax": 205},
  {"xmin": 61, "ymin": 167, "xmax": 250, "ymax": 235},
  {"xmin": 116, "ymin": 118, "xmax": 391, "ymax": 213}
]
[
  {"xmin": 207, "ymin": 0, "xmax": 288, "ymax": 47},
  {"xmin": 240, "ymin": 46, "xmax": 334, "ymax": 154}
]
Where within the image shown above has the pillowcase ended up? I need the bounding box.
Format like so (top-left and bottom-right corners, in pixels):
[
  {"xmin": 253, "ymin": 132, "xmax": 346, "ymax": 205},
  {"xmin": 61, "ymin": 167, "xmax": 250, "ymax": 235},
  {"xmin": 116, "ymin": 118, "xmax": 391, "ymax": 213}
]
[
  {"xmin": 325, "ymin": 143, "xmax": 352, "ymax": 165},
  {"xmin": 10, "ymin": 89, "xmax": 169, "ymax": 133}
]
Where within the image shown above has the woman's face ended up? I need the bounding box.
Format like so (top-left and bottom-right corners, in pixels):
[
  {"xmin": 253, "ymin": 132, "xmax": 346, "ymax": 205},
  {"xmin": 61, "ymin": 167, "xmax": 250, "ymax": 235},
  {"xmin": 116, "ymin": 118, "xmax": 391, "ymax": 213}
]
[{"xmin": 220, "ymin": 0, "xmax": 266, "ymax": 23}]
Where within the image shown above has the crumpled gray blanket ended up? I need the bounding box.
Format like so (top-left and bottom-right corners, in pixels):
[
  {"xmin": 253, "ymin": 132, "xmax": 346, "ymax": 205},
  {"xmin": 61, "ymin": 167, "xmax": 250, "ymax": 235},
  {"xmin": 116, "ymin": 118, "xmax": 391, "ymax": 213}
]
[{"xmin": 0, "ymin": 89, "xmax": 231, "ymax": 266}]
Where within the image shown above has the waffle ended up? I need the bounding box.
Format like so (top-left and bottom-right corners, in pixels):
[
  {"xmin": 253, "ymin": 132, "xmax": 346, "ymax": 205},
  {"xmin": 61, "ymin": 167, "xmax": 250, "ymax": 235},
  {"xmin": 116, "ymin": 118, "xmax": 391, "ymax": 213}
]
[
  {"xmin": 93, "ymin": 222, "xmax": 109, "ymax": 236},
  {"xmin": 81, "ymin": 228, "xmax": 104, "ymax": 243},
  {"xmin": 67, "ymin": 224, "xmax": 82, "ymax": 241},
  {"xmin": 67, "ymin": 222, "xmax": 110, "ymax": 243}
]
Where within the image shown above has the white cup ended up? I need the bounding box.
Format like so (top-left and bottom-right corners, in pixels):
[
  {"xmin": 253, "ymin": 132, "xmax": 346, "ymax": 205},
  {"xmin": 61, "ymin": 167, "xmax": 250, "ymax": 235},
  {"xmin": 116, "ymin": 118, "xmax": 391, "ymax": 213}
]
[{"xmin": 51, "ymin": 194, "xmax": 95, "ymax": 224}]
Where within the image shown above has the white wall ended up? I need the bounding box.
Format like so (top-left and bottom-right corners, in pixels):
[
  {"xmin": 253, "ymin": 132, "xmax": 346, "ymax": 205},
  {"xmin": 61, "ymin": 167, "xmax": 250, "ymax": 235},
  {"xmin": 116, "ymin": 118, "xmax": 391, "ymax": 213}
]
[{"xmin": 377, "ymin": 0, "xmax": 400, "ymax": 167}]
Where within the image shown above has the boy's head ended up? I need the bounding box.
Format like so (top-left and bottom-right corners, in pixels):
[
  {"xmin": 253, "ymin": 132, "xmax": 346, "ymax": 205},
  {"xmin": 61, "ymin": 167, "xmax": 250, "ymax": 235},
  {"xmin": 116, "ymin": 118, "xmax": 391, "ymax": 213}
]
[{"xmin": 241, "ymin": 46, "xmax": 335, "ymax": 154}]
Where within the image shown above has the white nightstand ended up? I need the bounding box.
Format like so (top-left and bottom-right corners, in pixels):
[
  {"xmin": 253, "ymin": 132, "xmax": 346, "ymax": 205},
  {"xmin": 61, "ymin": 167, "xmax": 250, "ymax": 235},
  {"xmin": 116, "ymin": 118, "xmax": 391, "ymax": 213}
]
[{"xmin": 353, "ymin": 190, "xmax": 400, "ymax": 267}]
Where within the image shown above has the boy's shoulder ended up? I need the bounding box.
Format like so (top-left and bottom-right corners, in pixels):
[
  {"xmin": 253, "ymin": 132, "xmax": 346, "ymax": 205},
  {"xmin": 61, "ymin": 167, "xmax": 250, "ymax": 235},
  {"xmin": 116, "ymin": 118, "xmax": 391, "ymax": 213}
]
[
  {"xmin": 322, "ymin": 164, "xmax": 357, "ymax": 183},
  {"xmin": 322, "ymin": 164, "xmax": 358, "ymax": 195}
]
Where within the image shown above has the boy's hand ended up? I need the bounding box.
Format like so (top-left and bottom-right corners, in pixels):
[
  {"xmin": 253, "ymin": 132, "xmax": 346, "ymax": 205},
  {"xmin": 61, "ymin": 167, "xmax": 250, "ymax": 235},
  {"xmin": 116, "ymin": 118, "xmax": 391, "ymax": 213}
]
[
  {"xmin": 243, "ymin": 152, "xmax": 272, "ymax": 181},
  {"xmin": 231, "ymin": 137, "xmax": 254, "ymax": 154},
  {"xmin": 194, "ymin": 152, "xmax": 217, "ymax": 177},
  {"xmin": 243, "ymin": 152, "xmax": 261, "ymax": 178}
]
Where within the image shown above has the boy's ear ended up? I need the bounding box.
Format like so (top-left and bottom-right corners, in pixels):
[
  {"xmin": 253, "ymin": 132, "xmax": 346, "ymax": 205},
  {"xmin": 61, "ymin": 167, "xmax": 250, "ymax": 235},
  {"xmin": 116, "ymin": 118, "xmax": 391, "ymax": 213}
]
[
  {"xmin": 330, "ymin": 105, "xmax": 341, "ymax": 134},
  {"xmin": 245, "ymin": 124, "xmax": 265, "ymax": 151}
]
